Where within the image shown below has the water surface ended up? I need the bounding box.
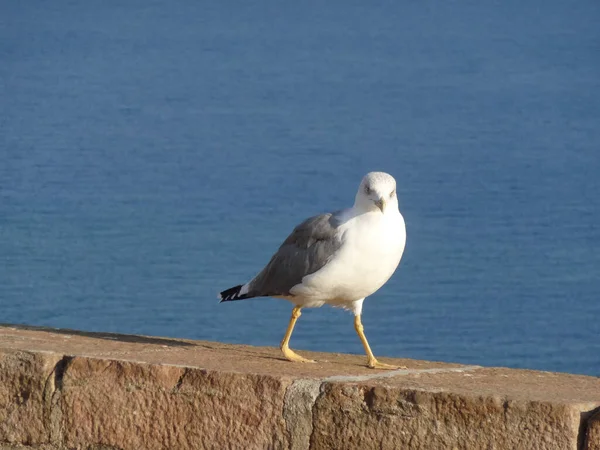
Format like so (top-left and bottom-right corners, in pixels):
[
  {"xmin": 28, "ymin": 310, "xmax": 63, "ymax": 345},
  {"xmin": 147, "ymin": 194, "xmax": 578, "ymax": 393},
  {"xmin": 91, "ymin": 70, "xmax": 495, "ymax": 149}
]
[{"xmin": 1, "ymin": 1, "xmax": 599, "ymax": 375}]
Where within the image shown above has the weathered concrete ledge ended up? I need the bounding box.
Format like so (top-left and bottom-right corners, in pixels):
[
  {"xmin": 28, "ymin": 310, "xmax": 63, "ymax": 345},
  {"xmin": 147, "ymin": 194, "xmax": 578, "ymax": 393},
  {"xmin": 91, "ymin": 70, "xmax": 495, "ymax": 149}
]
[{"xmin": 0, "ymin": 324, "xmax": 598, "ymax": 450}]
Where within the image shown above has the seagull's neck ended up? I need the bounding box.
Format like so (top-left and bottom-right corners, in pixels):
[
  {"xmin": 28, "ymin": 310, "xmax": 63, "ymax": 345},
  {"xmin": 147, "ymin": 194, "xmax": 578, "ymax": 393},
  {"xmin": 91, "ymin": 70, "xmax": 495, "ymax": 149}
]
[{"xmin": 348, "ymin": 203, "xmax": 401, "ymax": 222}]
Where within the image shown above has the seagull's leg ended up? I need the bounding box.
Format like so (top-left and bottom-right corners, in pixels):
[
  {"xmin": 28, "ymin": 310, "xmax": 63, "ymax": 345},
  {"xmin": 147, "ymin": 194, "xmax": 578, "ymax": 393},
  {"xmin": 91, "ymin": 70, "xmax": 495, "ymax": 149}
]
[
  {"xmin": 354, "ymin": 314, "xmax": 405, "ymax": 370},
  {"xmin": 280, "ymin": 306, "xmax": 316, "ymax": 363}
]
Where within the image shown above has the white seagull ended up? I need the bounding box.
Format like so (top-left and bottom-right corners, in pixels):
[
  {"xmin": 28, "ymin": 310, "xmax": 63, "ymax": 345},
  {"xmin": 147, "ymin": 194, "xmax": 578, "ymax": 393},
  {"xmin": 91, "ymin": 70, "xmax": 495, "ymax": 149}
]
[{"xmin": 219, "ymin": 172, "xmax": 406, "ymax": 369}]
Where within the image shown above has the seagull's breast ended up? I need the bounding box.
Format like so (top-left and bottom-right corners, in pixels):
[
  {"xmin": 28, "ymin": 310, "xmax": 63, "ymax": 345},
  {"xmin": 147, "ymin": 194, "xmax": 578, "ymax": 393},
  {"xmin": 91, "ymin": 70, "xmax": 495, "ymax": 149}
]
[
  {"xmin": 341, "ymin": 211, "xmax": 406, "ymax": 287},
  {"xmin": 293, "ymin": 210, "xmax": 406, "ymax": 303}
]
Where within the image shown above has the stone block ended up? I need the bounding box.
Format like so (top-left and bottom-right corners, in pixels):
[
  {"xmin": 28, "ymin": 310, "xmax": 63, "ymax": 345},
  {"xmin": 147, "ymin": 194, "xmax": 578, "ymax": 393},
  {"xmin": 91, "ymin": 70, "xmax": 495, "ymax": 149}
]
[
  {"xmin": 312, "ymin": 380, "xmax": 584, "ymax": 450},
  {"xmin": 586, "ymin": 409, "xmax": 600, "ymax": 450},
  {"xmin": 0, "ymin": 350, "xmax": 61, "ymax": 446},
  {"xmin": 60, "ymin": 356, "xmax": 292, "ymax": 450}
]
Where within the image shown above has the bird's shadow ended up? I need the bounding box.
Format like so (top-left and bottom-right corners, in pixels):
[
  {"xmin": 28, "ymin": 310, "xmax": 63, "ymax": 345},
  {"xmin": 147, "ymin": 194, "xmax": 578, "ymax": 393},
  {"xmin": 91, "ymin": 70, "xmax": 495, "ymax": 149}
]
[{"xmin": 0, "ymin": 323, "xmax": 195, "ymax": 348}]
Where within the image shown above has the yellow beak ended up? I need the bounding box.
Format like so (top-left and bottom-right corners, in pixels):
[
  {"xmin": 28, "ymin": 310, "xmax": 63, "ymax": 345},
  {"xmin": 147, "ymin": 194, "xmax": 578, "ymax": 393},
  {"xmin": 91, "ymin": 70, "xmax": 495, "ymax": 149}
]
[{"xmin": 375, "ymin": 198, "xmax": 386, "ymax": 213}]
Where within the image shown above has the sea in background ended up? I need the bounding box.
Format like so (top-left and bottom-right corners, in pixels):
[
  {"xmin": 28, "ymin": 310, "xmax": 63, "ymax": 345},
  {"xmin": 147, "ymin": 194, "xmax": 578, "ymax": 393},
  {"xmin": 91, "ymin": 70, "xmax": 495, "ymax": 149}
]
[{"xmin": 1, "ymin": 1, "xmax": 599, "ymax": 376}]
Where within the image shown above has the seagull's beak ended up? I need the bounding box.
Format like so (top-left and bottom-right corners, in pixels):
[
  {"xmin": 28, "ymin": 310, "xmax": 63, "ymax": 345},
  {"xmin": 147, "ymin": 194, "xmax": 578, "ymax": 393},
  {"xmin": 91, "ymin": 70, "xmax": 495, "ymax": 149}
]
[{"xmin": 374, "ymin": 197, "xmax": 386, "ymax": 213}]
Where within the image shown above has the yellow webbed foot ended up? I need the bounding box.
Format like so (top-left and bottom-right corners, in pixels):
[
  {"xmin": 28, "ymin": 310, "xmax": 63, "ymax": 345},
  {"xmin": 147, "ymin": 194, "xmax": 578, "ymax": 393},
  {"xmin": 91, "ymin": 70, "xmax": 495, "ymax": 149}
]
[
  {"xmin": 281, "ymin": 345, "xmax": 316, "ymax": 363},
  {"xmin": 367, "ymin": 358, "xmax": 407, "ymax": 370},
  {"xmin": 279, "ymin": 306, "xmax": 316, "ymax": 363}
]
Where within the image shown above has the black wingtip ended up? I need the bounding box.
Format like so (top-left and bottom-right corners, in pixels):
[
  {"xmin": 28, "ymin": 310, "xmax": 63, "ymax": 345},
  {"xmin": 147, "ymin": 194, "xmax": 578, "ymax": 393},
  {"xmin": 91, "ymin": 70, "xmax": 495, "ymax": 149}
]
[{"xmin": 219, "ymin": 284, "xmax": 247, "ymax": 303}]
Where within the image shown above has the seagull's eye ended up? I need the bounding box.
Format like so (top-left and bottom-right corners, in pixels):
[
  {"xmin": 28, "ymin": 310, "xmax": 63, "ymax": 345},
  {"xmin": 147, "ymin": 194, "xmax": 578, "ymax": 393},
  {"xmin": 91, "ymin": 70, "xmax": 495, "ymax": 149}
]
[
  {"xmin": 389, "ymin": 189, "xmax": 396, "ymax": 198},
  {"xmin": 364, "ymin": 185, "xmax": 372, "ymax": 195}
]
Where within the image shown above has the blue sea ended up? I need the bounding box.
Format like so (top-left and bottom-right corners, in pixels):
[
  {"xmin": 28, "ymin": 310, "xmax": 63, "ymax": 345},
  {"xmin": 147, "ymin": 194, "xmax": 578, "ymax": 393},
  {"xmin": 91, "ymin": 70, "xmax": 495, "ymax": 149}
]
[{"xmin": 1, "ymin": 1, "xmax": 599, "ymax": 376}]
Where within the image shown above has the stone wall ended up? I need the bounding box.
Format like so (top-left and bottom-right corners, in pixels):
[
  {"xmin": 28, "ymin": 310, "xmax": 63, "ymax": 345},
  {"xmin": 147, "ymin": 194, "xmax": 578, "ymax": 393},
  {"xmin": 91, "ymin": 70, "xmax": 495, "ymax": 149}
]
[{"xmin": 0, "ymin": 324, "xmax": 598, "ymax": 450}]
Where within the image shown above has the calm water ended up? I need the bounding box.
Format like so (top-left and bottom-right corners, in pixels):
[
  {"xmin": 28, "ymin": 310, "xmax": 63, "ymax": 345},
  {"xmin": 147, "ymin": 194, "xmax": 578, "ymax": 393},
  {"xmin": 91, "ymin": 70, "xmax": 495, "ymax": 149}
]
[{"xmin": 1, "ymin": 2, "xmax": 599, "ymax": 376}]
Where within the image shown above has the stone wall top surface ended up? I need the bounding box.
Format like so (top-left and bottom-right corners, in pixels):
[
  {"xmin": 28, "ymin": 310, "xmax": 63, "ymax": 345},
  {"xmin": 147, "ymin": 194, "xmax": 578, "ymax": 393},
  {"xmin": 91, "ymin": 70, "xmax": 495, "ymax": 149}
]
[{"xmin": 0, "ymin": 323, "xmax": 598, "ymax": 404}]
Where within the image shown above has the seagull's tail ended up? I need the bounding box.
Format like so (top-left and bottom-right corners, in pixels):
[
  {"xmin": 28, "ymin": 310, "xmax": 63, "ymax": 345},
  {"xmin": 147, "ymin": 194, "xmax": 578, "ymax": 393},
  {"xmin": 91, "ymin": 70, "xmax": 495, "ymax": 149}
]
[{"xmin": 219, "ymin": 284, "xmax": 252, "ymax": 302}]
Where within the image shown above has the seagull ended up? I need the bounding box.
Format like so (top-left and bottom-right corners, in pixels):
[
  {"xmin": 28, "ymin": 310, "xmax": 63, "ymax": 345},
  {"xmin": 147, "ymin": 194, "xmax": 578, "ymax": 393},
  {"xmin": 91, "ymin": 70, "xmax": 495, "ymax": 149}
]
[{"xmin": 219, "ymin": 172, "xmax": 406, "ymax": 369}]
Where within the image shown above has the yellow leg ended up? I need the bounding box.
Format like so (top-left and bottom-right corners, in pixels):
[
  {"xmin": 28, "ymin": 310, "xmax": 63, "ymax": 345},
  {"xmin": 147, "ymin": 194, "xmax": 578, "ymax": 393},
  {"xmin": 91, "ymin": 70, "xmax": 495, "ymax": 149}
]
[
  {"xmin": 280, "ymin": 307, "xmax": 316, "ymax": 363},
  {"xmin": 354, "ymin": 315, "xmax": 404, "ymax": 370}
]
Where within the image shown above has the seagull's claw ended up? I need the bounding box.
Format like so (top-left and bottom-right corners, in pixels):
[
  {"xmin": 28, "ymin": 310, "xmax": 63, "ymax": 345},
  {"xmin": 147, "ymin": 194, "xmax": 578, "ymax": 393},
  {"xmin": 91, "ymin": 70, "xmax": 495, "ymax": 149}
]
[
  {"xmin": 367, "ymin": 359, "xmax": 406, "ymax": 370},
  {"xmin": 282, "ymin": 346, "xmax": 316, "ymax": 363}
]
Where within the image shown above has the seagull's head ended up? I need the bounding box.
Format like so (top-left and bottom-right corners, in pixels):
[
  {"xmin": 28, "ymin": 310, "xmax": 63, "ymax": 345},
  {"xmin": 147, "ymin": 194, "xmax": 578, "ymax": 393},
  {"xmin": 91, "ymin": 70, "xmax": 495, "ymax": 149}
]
[{"xmin": 355, "ymin": 172, "xmax": 399, "ymax": 214}]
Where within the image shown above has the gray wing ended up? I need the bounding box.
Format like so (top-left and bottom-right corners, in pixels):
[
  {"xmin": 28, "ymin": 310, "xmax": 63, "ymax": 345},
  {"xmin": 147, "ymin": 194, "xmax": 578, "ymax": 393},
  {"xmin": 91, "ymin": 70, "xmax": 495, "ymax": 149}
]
[{"xmin": 247, "ymin": 212, "xmax": 344, "ymax": 297}]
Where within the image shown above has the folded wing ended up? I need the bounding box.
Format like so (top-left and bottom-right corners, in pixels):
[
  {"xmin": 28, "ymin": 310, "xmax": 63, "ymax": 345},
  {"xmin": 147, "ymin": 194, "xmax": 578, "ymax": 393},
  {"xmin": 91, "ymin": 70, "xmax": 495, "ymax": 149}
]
[{"xmin": 247, "ymin": 212, "xmax": 344, "ymax": 298}]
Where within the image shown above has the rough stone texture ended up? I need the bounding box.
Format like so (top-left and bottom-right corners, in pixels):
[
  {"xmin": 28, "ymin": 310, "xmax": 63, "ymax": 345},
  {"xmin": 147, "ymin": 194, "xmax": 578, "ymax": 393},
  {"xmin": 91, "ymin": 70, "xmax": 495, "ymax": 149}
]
[
  {"xmin": 283, "ymin": 380, "xmax": 321, "ymax": 450},
  {"xmin": 312, "ymin": 382, "xmax": 584, "ymax": 450},
  {"xmin": 0, "ymin": 324, "xmax": 599, "ymax": 450},
  {"xmin": 0, "ymin": 446, "xmax": 56, "ymax": 450},
  {"xmin": 60, "ymin": 357, "xmax": 291, "ymax": 450},
  {"xmin": 0, "ymin": 350, "xmax": 61, "ymax": 446},
  {"xmin": 586, "ymin": 410, "xmax": 600, "ymax": 450}
]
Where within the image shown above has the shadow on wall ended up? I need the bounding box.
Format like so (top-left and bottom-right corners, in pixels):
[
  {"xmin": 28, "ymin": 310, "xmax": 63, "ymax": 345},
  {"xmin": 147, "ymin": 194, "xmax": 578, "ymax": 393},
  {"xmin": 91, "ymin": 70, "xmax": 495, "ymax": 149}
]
[
  {"xmin": 0, "ymin": 323, "xmax": 196, "ymax": 347},
  {"xmin": 581, "ymin": 407, "xmax": 600, "ymax": 450}
]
